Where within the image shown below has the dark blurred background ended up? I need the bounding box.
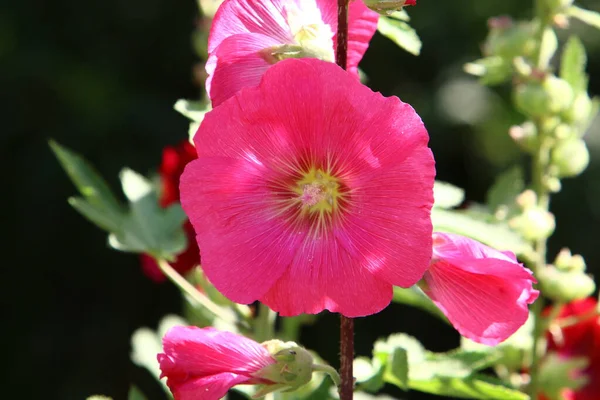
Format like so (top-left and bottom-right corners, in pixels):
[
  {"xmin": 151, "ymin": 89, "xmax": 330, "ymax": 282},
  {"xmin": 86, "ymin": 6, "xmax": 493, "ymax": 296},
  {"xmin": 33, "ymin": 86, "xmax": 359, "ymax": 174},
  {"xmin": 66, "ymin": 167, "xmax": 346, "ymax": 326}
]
[{"xmin": 3, "ymin": 0, "xmax": 600, "ymax": 399}]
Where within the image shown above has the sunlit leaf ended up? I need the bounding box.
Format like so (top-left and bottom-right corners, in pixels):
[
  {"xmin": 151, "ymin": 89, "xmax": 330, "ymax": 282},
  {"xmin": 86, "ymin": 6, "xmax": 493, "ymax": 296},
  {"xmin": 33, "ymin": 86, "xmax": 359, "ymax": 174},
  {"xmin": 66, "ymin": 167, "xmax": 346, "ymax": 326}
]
[
  {"xmin": 377, "ymin": 16, "xmax": 422, "ymax": 56},
  {"xmin": 560, "ymin": 36, "xmax": 587, "ymax": 92},
  {"xmin": 434, "ymin": 181, "xmax": 465, "ymax": 209},
  {"xmin": 567, "ymin": 6, "xmax": 600, "ymax": 30}
]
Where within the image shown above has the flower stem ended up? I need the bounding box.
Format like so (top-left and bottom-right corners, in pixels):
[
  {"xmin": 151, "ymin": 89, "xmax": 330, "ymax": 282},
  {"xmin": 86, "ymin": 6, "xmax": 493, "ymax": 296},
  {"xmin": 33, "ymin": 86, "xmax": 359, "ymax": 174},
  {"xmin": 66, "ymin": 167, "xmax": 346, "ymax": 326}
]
[
  {"xmin": 313, "ymin": 363, "xmax": 342, "ymax": 387},
  {"xmin": 255, "ymin": 302, "xmax": 277, "ymax": 342},
  {"xmin": 155, "ymin": 258, "xmax": 242, "ymax": 327},
  {"xmin": 340, "ymin": 316, "xmax": 355, "ymax": 400},
  {"xmin": 336, "ymin": 1, "xmax": 353, "ymax": 399},
  {"xmin": 527, "ymin": 1, "xmax": 555, "ymax": 394},
  {"xmin": 336, "ymin": 0, "xmax": 349, "ymax": 69}
]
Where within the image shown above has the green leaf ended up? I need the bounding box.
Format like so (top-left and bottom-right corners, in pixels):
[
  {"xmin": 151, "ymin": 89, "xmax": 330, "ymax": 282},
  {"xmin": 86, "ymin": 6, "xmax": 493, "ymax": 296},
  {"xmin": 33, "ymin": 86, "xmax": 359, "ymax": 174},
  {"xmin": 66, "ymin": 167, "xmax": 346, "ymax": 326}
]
[
  {"xmin": 567, "ymin": 6, "xmax": 600, "ymax": 30},
  {"xmin": 486, "ymin": 166, "xmax": 525, "ymax": 218},
  {"xmin": 50, "ymin": 140, "xmax": 124, "ymax": 220},
  {"xmin": 560, "ymin": 36, "xmax": 588, "ymax": 92},
  {"xmin": 108, "ymin": 168, "xmax": 187, "ymax": 259},
  {"xmin": 377, "ymin": 17, "xmax": 422, "ymax": 56},
  {"xmin": 410, "ymin": 350, "xmax": 499, "ymax": 381},
  {"xmin": 354, "ymin": 357, "xmax": 386, "ymax": 392},
  {"xmin": 128, "ymin": 386, "xmax": 147, "ymax": 400},
  {"xmin": 538, "ymin": 27, "xmax": 558, "ymax": 69},
  {"xmin": 388, "ymin": 348, "xmax": 409, "ymax": 390},
  {"xmin": 68, "ymin": 197, "xmax": 121, "ymax": 233},
  {"xmin": 392, "ymin": 286, "xmax": 447, "ymax": 322},
  {"xmin": 387, "ymin": 10, "xmax": 410, "ymax": 21},
  {"xmin": 173, "ymin": 99, "xmax": 211, "ymax": 122},
  {"xmin": 432, "ymin": 208, "xmax": 532, "ymax": 255},
  {"xmin": 408, "ymin": 374, "xmax": 529, "ymax": 400},
  {"xmin": 434, "ymin": 181, "xmax": 465, "ymax": 209},
  {"xmin": 464, "ymin": 57, "xmax": 513, "ymax": 86}
]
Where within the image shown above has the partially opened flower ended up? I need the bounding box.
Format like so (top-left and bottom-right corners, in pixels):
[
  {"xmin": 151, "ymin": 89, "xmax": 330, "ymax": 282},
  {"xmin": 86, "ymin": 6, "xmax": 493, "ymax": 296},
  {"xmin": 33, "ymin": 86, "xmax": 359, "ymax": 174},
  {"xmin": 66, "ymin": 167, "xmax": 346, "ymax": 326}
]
[
  {"xmin": 206, "ymin": 0, "xmax": 379, "ymax": 106},
  {"xmin": 180, "ymin": 58, "xmax": 435, "ymax": 317},
  {"xmin": 540, "ymin": 298, "xmax": 600, "ymax": 400},
  {"xmin": 158, "ymin": 326, "xmax": 317, "ymax": 399},
  {"xmin": 422, "ymin": 232, "xmax": 539, "ymax": 345},
  {"xmin": 140, "ymin": 141, "xmax": 200, "ymax": 282}
]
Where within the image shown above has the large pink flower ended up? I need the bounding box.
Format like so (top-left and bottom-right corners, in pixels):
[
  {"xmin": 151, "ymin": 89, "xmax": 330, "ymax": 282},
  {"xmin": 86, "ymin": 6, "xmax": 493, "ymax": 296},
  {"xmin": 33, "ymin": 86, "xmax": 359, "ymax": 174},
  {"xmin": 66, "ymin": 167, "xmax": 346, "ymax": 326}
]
[
  {"xmin": 422, "ymin": 232, "xmax": 539, "ymax": 345},
  {"xmin": 180, "ymin": 58, "xmax": 435, "ymax": 317},
  {"xmin": 206, "ymin": 0, "xmax": 379, "ymax": 106},
  {"xmin": 158, "ymin": 326, "xmax": 275, "ymax": 400}
]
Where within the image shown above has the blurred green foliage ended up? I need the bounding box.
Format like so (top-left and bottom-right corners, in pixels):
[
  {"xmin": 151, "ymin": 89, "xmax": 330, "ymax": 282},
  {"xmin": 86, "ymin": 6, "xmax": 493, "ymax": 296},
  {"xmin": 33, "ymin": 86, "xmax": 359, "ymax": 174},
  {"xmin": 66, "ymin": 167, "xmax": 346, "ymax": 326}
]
[{"xmin": 3, "ymin": 0, "xmax": 600, "ymax": 399}]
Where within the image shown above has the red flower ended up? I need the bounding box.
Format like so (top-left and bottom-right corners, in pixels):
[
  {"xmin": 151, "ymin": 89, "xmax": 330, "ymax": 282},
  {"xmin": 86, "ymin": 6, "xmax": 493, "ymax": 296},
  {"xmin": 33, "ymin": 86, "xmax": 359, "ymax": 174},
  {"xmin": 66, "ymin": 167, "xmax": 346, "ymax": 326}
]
[
  {"xmin": 543, "ymin": 298, "xmax": 600, "ymax": 400},
  {"xmin": 140, "ymin": 141, "xmax": 200, "ymax": 282}
]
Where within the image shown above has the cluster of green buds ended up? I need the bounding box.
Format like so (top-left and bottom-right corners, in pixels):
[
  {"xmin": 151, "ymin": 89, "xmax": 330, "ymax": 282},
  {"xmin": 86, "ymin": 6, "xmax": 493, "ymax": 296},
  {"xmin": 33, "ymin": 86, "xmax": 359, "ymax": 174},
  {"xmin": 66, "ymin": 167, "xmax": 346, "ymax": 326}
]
[
  {"xmin": 509, "ymin": 190, "xmax": 555, "ymax": 241},
  {"xmin": 537, "ymin": 248, "xmax": 595, "ymax": 302},
  {"xmin": 466, "ymin": 4, "xmax": 598, "ymax": 195}
]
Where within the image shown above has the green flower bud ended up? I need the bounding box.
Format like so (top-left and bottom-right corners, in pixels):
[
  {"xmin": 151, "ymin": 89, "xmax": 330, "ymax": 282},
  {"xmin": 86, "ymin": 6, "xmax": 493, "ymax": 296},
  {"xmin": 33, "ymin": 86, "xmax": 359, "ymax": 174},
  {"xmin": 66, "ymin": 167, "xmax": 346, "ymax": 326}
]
[
  {"xmin": 553, "ymin": 123, "xmax": 574, "ymax": 140},
  {"xmin": 513, "ymin": 76, "xmax": 574, "ymax": 118},
  {"xmin": 551, "ymin": 138, "xmax": 589, "ymax": 178},
  {"xmin": 538, "ymin": 266, "xmax": 596, "ymax": 303},
  {"xmin": 255, "ymin": 340, "xmax": 315, "ymax": 394},
  {"xmin": 484, "ymin": 19, "xmax": 538, "ymax": 60},
  {"xmin": 362, "ymin": 0, "xmax": 416, "ymax": 15},
  {"xmin": 562, "ymin": 92, "xmax": 593, "ymax": 126},
  {"xmin": 509, "ymin": 207, "xmax": 555, "ymax": 241},
  {"xmin": 554, "ymin": 248, "xmax": 586, "ymax": 272},
  {"xmin": 509, "ymin": 122, "xmax": 538, "ymax": 153}
]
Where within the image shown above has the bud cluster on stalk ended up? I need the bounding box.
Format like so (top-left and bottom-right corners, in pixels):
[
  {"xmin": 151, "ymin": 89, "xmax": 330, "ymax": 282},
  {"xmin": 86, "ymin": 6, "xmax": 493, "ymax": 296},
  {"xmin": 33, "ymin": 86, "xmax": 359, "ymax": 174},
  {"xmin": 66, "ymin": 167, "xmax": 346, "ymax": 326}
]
[{"xmin": 537, "ymin": 248, "xmax": 595, "ymax": 303}]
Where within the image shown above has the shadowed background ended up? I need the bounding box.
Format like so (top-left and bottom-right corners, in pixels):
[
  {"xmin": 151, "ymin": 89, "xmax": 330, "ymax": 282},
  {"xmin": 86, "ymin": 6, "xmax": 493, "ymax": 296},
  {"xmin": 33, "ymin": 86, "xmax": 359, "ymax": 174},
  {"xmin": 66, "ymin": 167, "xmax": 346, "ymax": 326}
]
[{"xmin": 3, "ymin": 0, "xmax": 600, "ymax": 399}]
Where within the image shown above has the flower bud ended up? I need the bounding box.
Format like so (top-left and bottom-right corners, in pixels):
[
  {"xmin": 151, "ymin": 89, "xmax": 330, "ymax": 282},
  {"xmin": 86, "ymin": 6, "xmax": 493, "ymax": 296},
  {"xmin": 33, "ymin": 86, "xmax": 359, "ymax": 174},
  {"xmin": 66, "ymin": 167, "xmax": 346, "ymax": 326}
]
[
  {"xmin": 513, "ymin": 76, "xmax": 574, "ymax": 118},
  {"xmin": 255, "ymin": 340, "xmax": 315, "ymax": 393},
  {"xmin": 362, "ymin": 0, "xmax": 416, "ymax": 14},
  {"xmin": 553, "ymin": 123, "xmax": 574, "ymax": 140},
  {"xmin": 551, "ymin": 138, "xmax": 589, "ymax": 178},
  {"xmin": 537, "ymin": 266, "xmax": 596, "ymax": 303},
  {"xmin": 509, "ymin": 122, "xmax": 538, "ymax": 153},
  {"xmin": 484, "ymin": 19, "xmax": 538, "ymax": 60},
  {"xmin": 562, "ymin": 92, "xmax": 593, "ymax": 126},
  {"xmin": 509, "ymin": 207, "xmax": 555, "ymax": 241},
  {"xmin": 554, "ymin": 248, "xmax": 586, "ymax": 272}
]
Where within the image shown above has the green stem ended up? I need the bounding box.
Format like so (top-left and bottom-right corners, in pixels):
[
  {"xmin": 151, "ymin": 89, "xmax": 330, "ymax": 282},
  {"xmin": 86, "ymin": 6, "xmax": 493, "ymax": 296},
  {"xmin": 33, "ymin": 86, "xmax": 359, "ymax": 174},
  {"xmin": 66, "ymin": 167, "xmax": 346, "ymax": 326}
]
[
  {"xmin": 156, "ymin": 258, "xmax": 241, "ymax": 326},
  {"xmin": 313, "ymin": 363, "xmax": 342, "ymax": 387},
  {"xmin": 255, "ymin": 302, "xmax": 277, "ymax": 342},
  {"xmin": 280, "ymin": 316, "xmax": 304, "ymax": 342}
]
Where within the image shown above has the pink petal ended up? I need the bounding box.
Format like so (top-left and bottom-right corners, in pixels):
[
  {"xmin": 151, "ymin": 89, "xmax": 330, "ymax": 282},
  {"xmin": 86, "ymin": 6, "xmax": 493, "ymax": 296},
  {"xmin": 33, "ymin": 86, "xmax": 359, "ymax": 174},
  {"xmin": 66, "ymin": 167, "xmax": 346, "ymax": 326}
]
[
  {"xmin": 180, "ymin": 157, "xmax": 304, "ymax": 304},
  {"xmin": 315, "ymin": 0, "xmax": 378, "ymax": 73},
  {"xmin": 159, "ymin": 326, "xmax": 274, "ymax": 379},
  {"xmin": 346, "ymin": 0, "xmax": 379, "ymax": 74},
  {"xmin": 167, "ymin": 372, "xmax": 249, "ymax": 400},
  {"xmin": 209, "ymin": 0, "xmax": 294, "ymax": 54},
  {"xmin": 424, "ymin": 233, "xmax": 539, "ymax": 345},
  {"xmin": 206, "ymin": 33, "xmax": 280, "ymax": 107},
  {"xmin": 261, "ymin": 231, "xmax": 393, "ymax": 317}
]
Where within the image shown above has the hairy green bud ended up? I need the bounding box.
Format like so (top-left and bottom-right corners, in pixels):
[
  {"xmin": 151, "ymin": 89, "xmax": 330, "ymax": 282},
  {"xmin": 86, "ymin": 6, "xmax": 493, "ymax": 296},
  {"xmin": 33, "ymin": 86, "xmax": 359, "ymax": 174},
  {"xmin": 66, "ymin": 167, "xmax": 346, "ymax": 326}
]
[{"xmin": 551, "ymin": 138, "xmax": 589, "ymax": 178}]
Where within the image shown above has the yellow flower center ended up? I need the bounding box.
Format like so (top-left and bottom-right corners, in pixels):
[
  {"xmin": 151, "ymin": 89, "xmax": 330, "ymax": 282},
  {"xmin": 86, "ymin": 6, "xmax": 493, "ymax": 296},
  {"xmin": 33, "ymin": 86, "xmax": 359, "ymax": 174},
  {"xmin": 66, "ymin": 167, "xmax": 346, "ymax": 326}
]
[{"xmin": 294, "ymin": 168, "xmax": 343, "ymax": 215}]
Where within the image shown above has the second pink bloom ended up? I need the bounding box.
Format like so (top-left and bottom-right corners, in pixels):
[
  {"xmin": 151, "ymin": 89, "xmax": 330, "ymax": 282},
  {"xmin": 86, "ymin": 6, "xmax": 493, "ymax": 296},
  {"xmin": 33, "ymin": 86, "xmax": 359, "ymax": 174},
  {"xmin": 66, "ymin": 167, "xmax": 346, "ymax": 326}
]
[{"xmin": 423, "ymin": 232, "xmax": 539, "ymax": 345}]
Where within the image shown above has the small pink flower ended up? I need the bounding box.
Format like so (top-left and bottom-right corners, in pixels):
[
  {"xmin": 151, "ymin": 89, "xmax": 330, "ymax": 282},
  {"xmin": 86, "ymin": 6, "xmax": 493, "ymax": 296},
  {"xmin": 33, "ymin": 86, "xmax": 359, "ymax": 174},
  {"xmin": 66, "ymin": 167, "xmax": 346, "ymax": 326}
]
[
  {"xmin": 422, "ymin": 232, "xmax": 539, "ymax": 345},
  {"xmin": 206, "ymin": 0, "xmax": 379, "ymax": 106},
  {"xmin": 180, "ymin": 58, "xmax": 435, "ymax": 317},
  {"xmin": 158, "ymin": 326, "xmax": 276, "ymax": 400}
]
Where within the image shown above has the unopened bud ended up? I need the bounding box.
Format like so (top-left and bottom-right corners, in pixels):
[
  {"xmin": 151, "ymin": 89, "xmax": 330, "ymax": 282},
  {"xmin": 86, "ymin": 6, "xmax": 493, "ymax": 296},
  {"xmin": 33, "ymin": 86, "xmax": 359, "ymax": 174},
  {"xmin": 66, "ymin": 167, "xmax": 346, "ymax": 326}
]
[
  {"xmin": 562, "ymin": 92, "xmax": 593, "ymax": 126},
  {"xmin": 516, "ymin": 190, "xmax": 538, "ymax": 209},
  {"xmin": 554, "ymin": 248, "xmax": 586, "ymax": 272},
  {"xmin": 509, "ymin": 207, "xmax": 555, "ymax": 241},
  {"xmin": 551, "ymin": 139, "xmax": 589, "ymax": 178},
  {"xmin": 255, "ymin": 340, "xmax": 314, "ymax": 393},
  {"xmin": 509, "ymin": 122, "xmax": 538, "ymax": 152},
  {"xmin": 553, "ymin": 123, "xmax": 574, "ymax": 140},
  {"xmin": 484, "ymin": 20, "xmax": 538, "ymax": 60},
  {"xmin": 362, "ymin": 0, "xmax": 416, "ymax": 14},
  {"xmin": 537, "ymin": 266, "xmax": 596, "ymax": 302},
  {"xmin": 513, "ymin": 76, "xmax": 574, "ymax": 118}
]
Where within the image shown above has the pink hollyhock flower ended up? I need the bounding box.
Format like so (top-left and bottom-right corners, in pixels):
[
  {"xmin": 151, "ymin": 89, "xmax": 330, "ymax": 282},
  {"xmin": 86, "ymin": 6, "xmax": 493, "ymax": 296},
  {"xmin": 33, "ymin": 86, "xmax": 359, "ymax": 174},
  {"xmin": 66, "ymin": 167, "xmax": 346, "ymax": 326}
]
[
  {"xmin": 158, "ymin": 326, "xmax": 276, "ymax": 400},
  {"xmin": 422, "ymin": 232, "xmax": 539, "ymax": 345},
  {"xmin": 540, "ymin": 298, "xmax": 600, "ymax": 400},
  {"xmin": 206, "ymin": 0, "xmax": 379, "ymax": 106},
  {"xmin": 180, "ymin": 58, "xmax": 435, "ymax": 317},
  {"xmin": 140, "ymin": 141, "xmax": 200, "ymax": 282}
]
